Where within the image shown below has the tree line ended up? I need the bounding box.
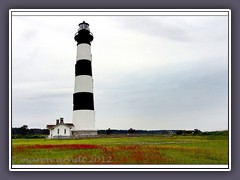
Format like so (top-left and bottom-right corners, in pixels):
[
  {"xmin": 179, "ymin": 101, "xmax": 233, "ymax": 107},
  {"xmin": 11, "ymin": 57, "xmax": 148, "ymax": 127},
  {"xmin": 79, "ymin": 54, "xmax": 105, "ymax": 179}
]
[
  {"xmin": 98, "ymin": 128, "xmax": 178, "ymax": 135},
  {"xmin": 12, "ymin": 125, "xmax": 49, "ymax": 138},
  {"xmin": 12, "ymin": 125, "xmax": 211, "ymax": 138}
]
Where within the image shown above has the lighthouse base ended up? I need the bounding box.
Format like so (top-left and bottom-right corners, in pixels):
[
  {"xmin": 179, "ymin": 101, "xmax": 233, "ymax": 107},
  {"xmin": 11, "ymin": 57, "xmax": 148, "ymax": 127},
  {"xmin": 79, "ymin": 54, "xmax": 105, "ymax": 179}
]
[{"xmin": 72, "ymin": 130, "xmax": 98, "ymax": 138}]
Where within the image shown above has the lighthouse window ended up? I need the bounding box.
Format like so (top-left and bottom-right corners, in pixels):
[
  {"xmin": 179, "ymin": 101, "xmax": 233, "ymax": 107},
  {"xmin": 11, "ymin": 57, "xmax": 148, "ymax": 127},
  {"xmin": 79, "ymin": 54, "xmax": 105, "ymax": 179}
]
[
  {"xmin": 64, "ymin": 129, "xmax": 66, "ymax": 134},
  {"xmin": 79, "ymin": 24, "xmax": 89, "ymax": 30},
  {"xmin": 57, "ymin": 129, "xmax": 59, "ymax": 134}
]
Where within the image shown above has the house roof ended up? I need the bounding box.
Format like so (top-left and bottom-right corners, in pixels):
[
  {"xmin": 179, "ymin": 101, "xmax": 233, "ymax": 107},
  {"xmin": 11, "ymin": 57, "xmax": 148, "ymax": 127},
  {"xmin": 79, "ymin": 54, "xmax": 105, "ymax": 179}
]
[
  {"xmin": 46, "ymin": 123, "xmax": 74, "ymax": 129},
  {"xmin": 46, "ymin": 125, "xmax": 55, "ymax": 129}
]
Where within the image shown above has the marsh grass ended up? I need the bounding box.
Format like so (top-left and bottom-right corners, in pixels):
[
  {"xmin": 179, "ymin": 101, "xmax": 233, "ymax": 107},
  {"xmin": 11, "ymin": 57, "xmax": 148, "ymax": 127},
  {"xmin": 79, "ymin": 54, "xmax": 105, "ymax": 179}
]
[{"xmin": 12, "ymin": 135, "xmax": 228, "ymax": 165}]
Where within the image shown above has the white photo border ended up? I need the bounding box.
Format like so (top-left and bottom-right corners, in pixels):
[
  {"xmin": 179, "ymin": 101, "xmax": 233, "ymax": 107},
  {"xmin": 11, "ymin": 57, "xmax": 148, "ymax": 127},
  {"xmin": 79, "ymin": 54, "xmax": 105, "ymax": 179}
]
[{"xmin": 9, "ymin": 9, "xmax": 231, "ymax": 171}]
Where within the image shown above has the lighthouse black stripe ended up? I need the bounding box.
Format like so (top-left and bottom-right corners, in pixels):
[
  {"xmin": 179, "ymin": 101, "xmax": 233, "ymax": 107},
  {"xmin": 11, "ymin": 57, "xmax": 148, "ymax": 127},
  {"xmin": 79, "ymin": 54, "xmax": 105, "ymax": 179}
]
[
  {"xmin": 77, "ymin": 42, "xmax": 91, "ymax": 45},
  {"xmin": 73, "ymin": 92, "xmax": 94, "ymax": 110},
  {"xmin": 75, "ymin": 30, "xmax": 93, "ymax": 45},
  {"xmin": 75, "ymin": 60, "xmax": 92, "ymax": 76}
]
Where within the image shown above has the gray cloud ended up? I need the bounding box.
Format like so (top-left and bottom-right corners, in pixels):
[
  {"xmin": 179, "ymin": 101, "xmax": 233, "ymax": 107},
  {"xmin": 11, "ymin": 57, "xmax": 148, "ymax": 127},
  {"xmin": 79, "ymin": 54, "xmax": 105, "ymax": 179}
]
[
  {"xmin": 114, "ymin": 16, "xmax": 228, "ymax": 43},
  {"xmin": 94, "ymin": 56, "xmax": 228, "ymax": 130}
]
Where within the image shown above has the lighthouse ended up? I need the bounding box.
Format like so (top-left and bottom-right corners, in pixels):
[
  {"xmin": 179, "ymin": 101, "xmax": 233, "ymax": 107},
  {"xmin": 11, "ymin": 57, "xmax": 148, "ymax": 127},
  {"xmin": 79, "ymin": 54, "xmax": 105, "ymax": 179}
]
[{"xmin": 72, "ymin": 21, "xmax": 97, "ymax": 137}]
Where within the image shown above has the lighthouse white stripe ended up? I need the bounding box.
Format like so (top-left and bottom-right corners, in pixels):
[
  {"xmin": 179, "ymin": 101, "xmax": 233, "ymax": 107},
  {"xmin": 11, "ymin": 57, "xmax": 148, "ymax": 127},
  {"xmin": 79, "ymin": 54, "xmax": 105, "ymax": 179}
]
[
  {"xmin": 76, "ymin": 43, "xmax": 92, "ymax": 61},
  {"xmin": 74, "ymin": 75, "xmax": 93, "ymax": 93},
  {"xmin": 73, "ymin": 110, "xmax": 95, "ymax": 130}
]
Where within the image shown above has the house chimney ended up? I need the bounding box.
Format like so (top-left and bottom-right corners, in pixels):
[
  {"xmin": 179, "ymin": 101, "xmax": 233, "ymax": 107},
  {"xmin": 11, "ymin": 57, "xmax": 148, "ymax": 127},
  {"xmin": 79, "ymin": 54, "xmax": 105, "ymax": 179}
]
[
  {"xmin": 60, "ymin": 117, "xmax": 64, "ymax": 124},
  {"xmin": 56, "ymin": 119, "xmax": 59, "ymax": 125}
]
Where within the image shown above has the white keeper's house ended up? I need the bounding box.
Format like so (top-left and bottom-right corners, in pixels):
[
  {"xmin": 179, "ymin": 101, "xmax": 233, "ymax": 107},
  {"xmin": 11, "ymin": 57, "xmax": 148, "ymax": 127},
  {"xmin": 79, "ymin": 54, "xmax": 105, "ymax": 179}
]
[{"xmin": 46, "ymin": 118, "xmax": 74, "ymax": 139}]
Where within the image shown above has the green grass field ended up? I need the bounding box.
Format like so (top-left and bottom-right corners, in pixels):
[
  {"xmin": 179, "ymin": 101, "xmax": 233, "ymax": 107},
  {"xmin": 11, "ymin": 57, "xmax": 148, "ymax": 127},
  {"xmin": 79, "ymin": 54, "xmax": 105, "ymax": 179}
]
[{"xmin": 12, "ymin": 135, "xmax": 228, "ymax": 165}]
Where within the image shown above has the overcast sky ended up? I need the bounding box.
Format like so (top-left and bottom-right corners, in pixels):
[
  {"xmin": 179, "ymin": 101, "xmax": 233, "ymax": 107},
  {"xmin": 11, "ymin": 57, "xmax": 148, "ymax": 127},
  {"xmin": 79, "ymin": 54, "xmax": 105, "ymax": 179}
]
[{"xmin": 11, "ymin": 14, "xmax": 229, "ymax": 131}]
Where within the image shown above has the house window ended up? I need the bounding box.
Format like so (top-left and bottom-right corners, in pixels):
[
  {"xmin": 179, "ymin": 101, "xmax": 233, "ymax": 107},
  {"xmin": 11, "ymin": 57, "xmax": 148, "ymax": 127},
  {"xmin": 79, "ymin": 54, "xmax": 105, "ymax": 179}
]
[
  {"xmin": 64, "ymin": 129, "xmax": 66, "ymax": 134},
  {"xmin": 57, "ymin": 129, "xmax": 60, "ymax": 134}
]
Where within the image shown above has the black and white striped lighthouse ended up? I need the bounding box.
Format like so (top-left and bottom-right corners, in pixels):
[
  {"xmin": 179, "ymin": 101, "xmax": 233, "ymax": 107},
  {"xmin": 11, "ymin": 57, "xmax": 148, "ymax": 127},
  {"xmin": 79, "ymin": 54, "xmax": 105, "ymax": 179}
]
[{"xmin": 72, "ymin": 21, "xmax": 97, "ymax": 137}]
